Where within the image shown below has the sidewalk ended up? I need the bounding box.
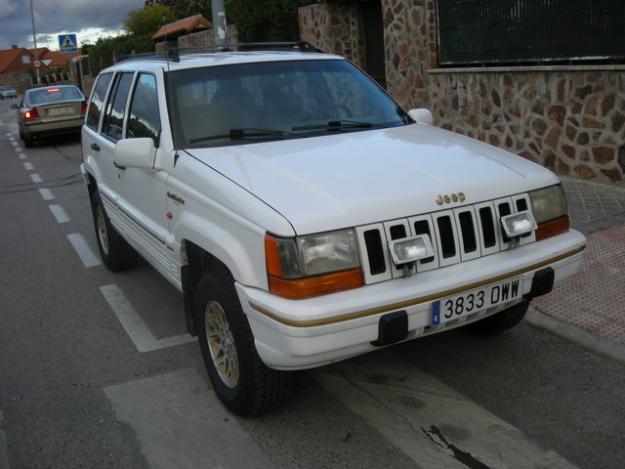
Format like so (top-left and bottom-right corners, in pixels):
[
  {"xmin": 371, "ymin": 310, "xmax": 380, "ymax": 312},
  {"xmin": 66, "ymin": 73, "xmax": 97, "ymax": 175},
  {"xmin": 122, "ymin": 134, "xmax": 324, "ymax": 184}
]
[{"xmin": 527, "ymin": 177, "xmax": 625, "ymax": 364}]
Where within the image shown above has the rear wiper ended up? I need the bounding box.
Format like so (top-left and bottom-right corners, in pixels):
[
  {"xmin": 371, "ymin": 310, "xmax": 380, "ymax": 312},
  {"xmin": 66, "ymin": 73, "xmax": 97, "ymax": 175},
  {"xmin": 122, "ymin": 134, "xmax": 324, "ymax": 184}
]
[
  {"xmin": 189, "ymin": 128, "xmax": 294, "ymax": 144},
  {"xmin": 292, "ymin": 120, "xmax": 380, "ymax": 132}
]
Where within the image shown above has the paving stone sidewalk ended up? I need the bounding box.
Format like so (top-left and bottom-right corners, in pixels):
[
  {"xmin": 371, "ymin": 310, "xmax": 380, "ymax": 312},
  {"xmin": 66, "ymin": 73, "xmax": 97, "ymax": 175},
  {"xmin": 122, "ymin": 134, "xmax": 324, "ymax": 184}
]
[{"xmin": 531, "ymin": 177, "xmax": 625, "ymax": 358}]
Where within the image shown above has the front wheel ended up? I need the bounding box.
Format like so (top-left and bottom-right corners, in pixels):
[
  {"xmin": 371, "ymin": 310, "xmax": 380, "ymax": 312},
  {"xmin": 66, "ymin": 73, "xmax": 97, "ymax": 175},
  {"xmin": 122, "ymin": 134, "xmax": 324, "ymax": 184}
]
[
  {"xmin": 195, "ymin": 265, "xmax": 292, "ymax": 416},
  {"xmin": 465, "ymin": 301, "xmax": 529, "ymax": 337}
]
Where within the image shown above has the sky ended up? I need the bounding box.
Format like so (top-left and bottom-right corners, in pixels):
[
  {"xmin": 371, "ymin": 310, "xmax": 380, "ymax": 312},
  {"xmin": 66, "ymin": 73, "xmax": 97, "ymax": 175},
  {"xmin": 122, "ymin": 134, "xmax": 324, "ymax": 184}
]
[{"xmin": 0, "ymin": 0, "xmax": 145, "ymax": 51}]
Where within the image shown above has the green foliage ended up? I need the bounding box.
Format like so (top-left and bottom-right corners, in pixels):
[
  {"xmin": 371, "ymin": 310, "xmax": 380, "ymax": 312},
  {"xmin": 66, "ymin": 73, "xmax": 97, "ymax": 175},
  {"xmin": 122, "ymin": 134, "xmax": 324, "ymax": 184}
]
[
  {"xmin": 124, "ymin": 4, "xmax": 175, "ymax": 36},
  {"xmin": 144, "ymin": 0, "xmax": 212, "ymax": 20},
  {"xmin": 88, "ymin": 33, "xmax": 154, "ymax": 74},
  {"xmin": 225, "ymin": 0, "xmax": 313, "ymax": 42}
]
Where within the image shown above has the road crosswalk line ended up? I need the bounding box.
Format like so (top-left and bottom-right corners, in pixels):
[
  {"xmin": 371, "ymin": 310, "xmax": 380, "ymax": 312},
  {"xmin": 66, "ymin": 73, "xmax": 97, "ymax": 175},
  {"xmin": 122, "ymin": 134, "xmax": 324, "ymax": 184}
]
[
  {"xmin": 104, "ymin": 369, "xmax": 273, "ymax": 469},
  {"xmin": 316, "ymin": 352, "xmax": 577, "ymax": 469}
]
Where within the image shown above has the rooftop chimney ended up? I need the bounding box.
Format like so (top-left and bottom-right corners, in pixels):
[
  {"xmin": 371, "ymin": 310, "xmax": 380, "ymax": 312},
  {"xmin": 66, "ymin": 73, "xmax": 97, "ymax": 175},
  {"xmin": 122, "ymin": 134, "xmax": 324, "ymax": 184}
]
[{"xmin": 11, "ymin": 44, "xmax": 18, "ymax": 49}]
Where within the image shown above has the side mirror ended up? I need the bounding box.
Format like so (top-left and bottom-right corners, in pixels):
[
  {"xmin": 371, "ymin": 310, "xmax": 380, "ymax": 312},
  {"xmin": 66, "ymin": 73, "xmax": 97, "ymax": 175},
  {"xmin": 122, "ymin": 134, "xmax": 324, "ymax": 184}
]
[
  {"xmin": 10, "ymin": 104, "xmax": 18, "ymax": 110},
  {"xmin": 408, "ymin": 108, "xmax": 434, "ymax": 125},
  {"xmin": 114, "ymin": 138, "xmax": 155, "ymax": 170}
]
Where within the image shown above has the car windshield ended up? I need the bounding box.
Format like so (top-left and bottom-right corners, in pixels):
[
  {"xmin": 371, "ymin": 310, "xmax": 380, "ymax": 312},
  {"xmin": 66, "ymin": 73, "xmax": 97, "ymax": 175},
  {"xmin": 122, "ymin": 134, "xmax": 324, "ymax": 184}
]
[
  {"xmin": 28, "ymin": 86, "xmax": 83, "ymax": 105},
  {"xmin": 168, "ymin": 59, "xmax": 410, "ymax": 148}
]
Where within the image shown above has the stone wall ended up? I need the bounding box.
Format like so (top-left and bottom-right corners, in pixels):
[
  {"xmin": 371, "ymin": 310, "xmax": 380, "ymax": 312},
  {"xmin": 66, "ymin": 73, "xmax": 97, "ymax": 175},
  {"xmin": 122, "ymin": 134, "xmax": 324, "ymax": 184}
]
[
  {"xmin": 430, "ymin": 68, "xmax": 625, "ymax": 183},
  {"xmin": 298, "ymin": 3, "xmax": 366, "ymax": 69},
  {"xmin": 177, "ymin": 29, "xmax": 214, "ymax": 49},
  {"xmin": 298, "ymin": 0, "xmax": 625, "ymax": 186}
]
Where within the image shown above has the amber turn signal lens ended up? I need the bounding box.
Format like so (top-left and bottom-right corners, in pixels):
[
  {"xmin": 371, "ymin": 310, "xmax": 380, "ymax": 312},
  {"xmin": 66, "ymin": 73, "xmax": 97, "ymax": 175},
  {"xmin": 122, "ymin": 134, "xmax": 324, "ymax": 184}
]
[
  {"xmin": 535, "ymin": 215, "xmax": 570, "ymax": 241},
  {"xmin": 269, "ymin": 269, "xmax": 364, "ymax": 300},
  {"xmin": 264, "ymin": 234, "xmax": 284, "ymax": 277}
]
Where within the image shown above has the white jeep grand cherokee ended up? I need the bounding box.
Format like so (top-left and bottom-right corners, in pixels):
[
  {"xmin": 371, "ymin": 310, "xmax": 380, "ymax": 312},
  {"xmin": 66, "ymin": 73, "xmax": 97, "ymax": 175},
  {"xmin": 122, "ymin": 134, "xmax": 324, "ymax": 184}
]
[{"xmin": 81, "ymin": 45, "xmax": 586, "ymax": 416}]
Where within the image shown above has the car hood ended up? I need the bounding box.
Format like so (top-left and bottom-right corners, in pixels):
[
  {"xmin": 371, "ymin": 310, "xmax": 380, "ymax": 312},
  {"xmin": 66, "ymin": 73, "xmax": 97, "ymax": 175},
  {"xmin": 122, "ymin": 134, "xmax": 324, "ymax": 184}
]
[{"xmin": 185, "ymin": 124, "xmax": 559, "ymax": 234}]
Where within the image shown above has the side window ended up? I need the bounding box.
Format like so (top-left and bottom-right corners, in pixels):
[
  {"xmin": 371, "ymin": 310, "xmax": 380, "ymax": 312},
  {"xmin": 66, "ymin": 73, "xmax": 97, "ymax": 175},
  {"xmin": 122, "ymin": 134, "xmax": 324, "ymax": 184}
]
[
  {"xmin": 101, "ymin": 72, "xmax": 134, "ymax": 142},
  {"xmin": 126, "ymin": 74, "xmax": 161, "ymax": 145},
  {"xmin": 86, "ymin": 72, "xmax": 112, "ymax": 130}
]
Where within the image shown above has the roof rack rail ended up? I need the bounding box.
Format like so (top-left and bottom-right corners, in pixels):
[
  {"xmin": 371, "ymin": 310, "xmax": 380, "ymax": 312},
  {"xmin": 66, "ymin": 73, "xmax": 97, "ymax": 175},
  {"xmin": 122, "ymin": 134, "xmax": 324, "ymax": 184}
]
[
  {"xmin": 165, "ymin": 41, "xmax": 324, "ymax": 62},
  {"xmin": 115, "ymin": 42, "xmax": 324, "ymax": 64},
  {"xmin": 115, "ymin": 52, "xmax": 169, "ymax": 63}
]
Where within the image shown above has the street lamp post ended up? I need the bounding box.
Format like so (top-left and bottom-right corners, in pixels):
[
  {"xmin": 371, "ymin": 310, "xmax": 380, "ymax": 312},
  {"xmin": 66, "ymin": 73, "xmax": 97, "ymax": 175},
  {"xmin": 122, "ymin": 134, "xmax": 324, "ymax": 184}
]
[
  {"xmin": 28, "ymin": 0, "xmax": 40, "ymax": 84},
  {"xmin": 211, "ymin": 0, "xmax": 228, "ymax": 48}
]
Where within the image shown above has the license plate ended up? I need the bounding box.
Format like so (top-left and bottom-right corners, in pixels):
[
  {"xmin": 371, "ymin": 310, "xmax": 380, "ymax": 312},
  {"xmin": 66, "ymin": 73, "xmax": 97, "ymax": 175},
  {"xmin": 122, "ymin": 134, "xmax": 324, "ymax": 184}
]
[
  {"xmin": 48, "ymin": 107, "xmax": 73, "ymax": 116},
  {"xmin": 431, "ymin": 277, "xmax": 522, "ymax": 325}
]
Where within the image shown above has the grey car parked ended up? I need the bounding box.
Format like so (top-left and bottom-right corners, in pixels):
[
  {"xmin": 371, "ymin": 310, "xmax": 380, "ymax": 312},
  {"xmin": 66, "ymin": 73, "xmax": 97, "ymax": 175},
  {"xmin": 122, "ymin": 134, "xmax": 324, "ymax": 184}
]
[
  {"xmin": 15, "ymin": 84, "xmax": 86, "ymax": 147},
  {"xmin": 0, "ymin": 85, "xmax": 17, "ymax": 99}
]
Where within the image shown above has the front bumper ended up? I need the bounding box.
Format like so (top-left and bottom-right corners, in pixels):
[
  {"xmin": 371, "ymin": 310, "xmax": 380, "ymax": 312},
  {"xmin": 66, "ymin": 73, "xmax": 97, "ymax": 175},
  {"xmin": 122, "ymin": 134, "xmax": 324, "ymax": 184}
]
[{"xmin": 237, "ymin": 229, "xmax": 586, "ymax": 370}]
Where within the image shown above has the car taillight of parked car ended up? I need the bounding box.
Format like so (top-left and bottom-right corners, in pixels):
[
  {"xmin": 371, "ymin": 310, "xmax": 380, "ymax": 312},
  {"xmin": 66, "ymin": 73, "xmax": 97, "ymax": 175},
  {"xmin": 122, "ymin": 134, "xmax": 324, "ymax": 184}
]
[
  {"xmin": 22, "ymin": 107, "xmax": 39, "ymax": 121},
  {"xmin": 81, "ymin": 100, "xmax": 87, "ymax": 115}
]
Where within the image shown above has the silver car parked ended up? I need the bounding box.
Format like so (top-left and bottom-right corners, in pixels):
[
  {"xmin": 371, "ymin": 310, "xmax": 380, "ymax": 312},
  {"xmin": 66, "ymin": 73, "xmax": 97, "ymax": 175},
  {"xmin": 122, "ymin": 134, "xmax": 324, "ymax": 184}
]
[
  {"xmin": 0, "ymin": 85, "xmax": 17, "ymax": 99},
  {"xmin": 14, "ymin": 84, "xmax": 86, "ymax": 147}
]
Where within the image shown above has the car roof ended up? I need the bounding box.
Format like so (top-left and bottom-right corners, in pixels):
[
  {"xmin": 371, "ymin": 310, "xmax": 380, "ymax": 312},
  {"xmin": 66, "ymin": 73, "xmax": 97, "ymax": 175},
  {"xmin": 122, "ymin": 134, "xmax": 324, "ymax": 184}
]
[{"xmin": 100, "ymin": 50, "xmax": 344, "ymax": 75}]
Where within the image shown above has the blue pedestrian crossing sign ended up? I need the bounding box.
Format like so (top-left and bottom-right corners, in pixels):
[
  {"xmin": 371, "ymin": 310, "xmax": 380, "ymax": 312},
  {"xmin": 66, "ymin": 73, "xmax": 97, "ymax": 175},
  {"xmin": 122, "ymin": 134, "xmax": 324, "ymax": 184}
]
[{"xmin": 58, "ymin": 34, "xmax": 78, "ymax": 52}]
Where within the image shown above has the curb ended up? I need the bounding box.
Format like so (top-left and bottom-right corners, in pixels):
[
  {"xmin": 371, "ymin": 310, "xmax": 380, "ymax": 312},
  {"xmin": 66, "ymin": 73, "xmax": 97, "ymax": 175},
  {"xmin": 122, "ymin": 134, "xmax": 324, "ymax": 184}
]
[{"xmin": 525, "ymin": 308, "xmax": 625, "ymax": 366}]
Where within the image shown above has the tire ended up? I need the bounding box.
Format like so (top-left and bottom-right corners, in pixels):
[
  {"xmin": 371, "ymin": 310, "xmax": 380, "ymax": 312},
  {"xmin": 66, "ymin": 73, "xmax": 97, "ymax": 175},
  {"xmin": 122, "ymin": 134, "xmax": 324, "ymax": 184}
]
[
  {"xmin": 90, "ymin": 189, "xmax": 137, "ymax": 271},
  {"xmin": 23, "ymin": 135, "xmax": 33, "ymax": 148},
  {"xmin": 465, "ymin": 301, "xmax": 529, "ymax": 337},
  {"xmin": 195, "ymin": 265, "xmax": 292, "ymax": 416}
]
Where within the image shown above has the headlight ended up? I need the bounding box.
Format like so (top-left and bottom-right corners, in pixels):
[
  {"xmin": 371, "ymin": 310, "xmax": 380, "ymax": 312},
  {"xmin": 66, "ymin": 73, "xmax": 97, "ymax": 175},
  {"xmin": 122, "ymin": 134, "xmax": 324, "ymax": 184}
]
[
  {"xmin": 297, "ymin": 230, "xmax": 360, "ymax": 276},
  {"xmin": 529, "ymin": 185, "xmax": 568, "ymax": 224},
  {"xmin": 265, "ymin": 229, "xmax": 363, "ymax": 299}
]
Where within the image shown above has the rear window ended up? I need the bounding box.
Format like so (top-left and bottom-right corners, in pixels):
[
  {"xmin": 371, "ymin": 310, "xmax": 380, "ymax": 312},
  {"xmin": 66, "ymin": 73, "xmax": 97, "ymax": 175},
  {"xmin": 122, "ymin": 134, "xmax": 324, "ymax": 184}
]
[{"xmin": 28, "ymin": 86, "xmax": 83, "ymax": 105}]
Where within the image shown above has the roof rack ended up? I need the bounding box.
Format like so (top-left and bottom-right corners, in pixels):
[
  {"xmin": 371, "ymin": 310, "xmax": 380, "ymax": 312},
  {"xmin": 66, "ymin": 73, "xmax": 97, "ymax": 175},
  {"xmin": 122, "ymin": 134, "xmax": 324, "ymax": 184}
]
[{"xmin": 118, "ymin": 41, "xmax": 323, "ymax": 63}]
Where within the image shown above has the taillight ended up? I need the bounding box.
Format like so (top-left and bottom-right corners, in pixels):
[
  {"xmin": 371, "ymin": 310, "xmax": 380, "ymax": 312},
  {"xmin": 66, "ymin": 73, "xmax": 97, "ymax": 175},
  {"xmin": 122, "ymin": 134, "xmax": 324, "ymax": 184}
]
[
  {"xmin": 81, "ymin": 100, "xmax": 88, "ymax": 115},
  {"xmin": 22, "ymin": 107, "xmax": 39, "ymax": 121}
]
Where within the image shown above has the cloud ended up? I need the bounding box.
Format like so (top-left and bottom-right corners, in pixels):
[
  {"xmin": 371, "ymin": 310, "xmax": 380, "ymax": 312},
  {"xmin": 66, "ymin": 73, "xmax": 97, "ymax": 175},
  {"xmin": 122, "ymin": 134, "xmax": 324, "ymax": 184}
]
[
  {"xmin": 0, "ymin": 0, "xmax": 145, "ymax": 49},
  {"xmin": 0, "ymin": 0, "xmax": 16, "ymax": 19}
]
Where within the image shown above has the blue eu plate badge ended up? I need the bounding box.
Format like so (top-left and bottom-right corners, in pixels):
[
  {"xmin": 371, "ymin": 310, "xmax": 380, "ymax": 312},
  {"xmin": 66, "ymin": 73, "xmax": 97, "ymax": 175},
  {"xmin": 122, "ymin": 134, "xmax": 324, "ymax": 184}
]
[{"xmin": 431, "ymin": 301, "xmax": 441, "ymax": 326}]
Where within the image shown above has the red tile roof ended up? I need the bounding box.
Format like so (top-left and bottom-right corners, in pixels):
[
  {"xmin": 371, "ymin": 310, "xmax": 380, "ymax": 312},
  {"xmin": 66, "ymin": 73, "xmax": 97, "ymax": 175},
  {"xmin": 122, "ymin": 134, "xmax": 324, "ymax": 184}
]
[
  {"xmin": 152, "ymin": 14, "xmax": 212, "ymax": 40},
  {"xmin": 0, "ymin": 48, "xmax": 34, "ymax": 73}
]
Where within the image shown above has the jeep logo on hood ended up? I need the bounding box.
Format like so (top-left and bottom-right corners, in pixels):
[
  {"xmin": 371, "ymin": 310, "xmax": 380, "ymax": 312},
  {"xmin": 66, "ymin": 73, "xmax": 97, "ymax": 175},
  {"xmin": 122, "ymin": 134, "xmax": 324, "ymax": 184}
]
[{"xmin": 435, "ymin": 192, "xmax": 466, "ymax": 206}]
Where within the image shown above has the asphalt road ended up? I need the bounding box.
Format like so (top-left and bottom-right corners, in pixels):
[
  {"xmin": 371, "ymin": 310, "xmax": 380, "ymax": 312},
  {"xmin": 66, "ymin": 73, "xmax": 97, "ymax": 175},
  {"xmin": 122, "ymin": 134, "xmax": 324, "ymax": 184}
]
[{"xmin": 1, "ymin": 98, "xmax": 624, "ymax": 469}]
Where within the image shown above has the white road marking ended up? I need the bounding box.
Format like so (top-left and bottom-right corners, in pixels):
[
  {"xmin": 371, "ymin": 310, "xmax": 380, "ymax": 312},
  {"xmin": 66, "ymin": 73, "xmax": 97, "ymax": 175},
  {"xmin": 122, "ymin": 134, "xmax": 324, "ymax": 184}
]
[
  {"xmin": 14, "ymin": 146, "xmax": 22, "ymax": 152},
  {"xmin": 316, "ymin": 353, "xmax": 577, "ymax": 469},
  {"xmin": 30, "ymin": 173, "xmax": 42, "ymax": 183},
  {"xmin": 38, "ymin": 188, "xmax": 55, "ymax": 201},
  {"xmin": 10, "ymin": 141, "xmax": 17, "ymax": 147},
  {"xmin": 105, "ymin": 369, "xmax": 272, "ymax": 469},
  {"xmin": 23, "ymin": 162, "xmax": 34, "ymax": 171},
  {"xmin": 66, "ymin": 233, "xmax": 101, "ymax": 268},
  {"xmin": 5, "ymin": 133, "xmax": 12, "ymax": 137},
  {"xmin": 0, "ymin": 411, "xmax": 9, "ymax": 469},
  {"xmin": 18, "ymin": 154, "xmax": 26, "ymax": 160},
  {"xmin": 48, "ymin": 204, "xmax": 70, "ymax": 224},
  {"xmin": 99, "ymin": 284, "xmax": 196, "ymax": 353}
]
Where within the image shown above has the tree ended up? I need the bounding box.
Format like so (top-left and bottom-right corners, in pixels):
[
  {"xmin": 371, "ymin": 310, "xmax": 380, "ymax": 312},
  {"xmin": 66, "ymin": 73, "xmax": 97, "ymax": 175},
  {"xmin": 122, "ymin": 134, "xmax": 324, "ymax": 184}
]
[
  {"xmin": 224, "ymin": 0, "xmax": 313, "ymax": 42},
  {"xmin": 145, "ymin": 0, "xmax": 212, "ymax": 20},
  {"xmin": 124, "ymin": 4, "xmax": 175, "ymax": 37}
]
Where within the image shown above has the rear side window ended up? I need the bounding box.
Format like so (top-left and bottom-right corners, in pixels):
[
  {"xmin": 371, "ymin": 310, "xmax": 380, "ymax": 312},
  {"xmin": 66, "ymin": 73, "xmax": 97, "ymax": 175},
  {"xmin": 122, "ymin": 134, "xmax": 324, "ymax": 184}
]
[
  {"xmin": 102, "ymin": 72, "xmax": 134, "ymax": 142},
  {"xmin": 126, "ymin": 73, "xmax": 161, "ymax": 145},
  {"xmin": 87, "ymin": 73, "xmax": 112, "ymax": 130}
]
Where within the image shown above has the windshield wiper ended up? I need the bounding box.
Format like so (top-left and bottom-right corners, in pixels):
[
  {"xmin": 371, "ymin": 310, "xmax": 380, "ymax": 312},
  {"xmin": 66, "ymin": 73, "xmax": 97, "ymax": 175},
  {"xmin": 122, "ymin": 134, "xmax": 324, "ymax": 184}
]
[
  {"xmin": 292, "ymin": 120, "xmax": 380, "ymax": 132},
  {"xmin": 189, "ymin": 128, "xmax": 294, "ymax": 144}
]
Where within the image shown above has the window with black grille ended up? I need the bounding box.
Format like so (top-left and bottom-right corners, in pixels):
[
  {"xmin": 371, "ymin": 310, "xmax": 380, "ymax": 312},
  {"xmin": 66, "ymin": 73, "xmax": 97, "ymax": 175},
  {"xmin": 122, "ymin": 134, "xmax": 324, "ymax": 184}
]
[{"xmin": 437, "ymin": 0, "xmax": 625, "ymax": 66}]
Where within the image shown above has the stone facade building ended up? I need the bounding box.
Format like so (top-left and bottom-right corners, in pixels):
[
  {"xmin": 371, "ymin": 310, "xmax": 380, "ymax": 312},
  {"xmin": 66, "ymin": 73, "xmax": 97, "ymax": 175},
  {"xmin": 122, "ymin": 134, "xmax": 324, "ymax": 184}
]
[{"xmin": 299, "ymin": 1, "xmax": 625, "ymax": 186}]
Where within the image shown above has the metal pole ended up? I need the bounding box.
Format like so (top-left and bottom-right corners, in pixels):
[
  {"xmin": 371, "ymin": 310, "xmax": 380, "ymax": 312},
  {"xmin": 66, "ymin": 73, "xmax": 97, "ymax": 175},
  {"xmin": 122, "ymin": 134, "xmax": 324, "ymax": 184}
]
[
  {"xmin": 28, "ymin": 0, "xmax": 40, "ymax": 84},
  {"xmin": 211, "ymin": 0, "xmax": 228, "ymax": 48}
]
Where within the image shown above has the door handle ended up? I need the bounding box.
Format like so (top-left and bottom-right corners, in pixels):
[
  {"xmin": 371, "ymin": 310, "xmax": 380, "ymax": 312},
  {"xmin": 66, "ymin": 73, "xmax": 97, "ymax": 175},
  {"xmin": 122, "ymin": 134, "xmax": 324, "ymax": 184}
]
[{"xmin": 91, "ymin": 143, "xmax": 100, "ymax": 152}]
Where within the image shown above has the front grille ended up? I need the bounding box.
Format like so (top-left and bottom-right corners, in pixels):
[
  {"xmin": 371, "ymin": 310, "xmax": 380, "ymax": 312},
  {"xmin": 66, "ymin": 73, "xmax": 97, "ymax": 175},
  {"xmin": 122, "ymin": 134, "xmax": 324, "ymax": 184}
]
[
  {"xmin": 356, "ymin": 193, "xmax": 535, "ymax": 283},
  {"xmin": 363, "ymin": 229, "xmax": 386, "ymax": 275}
]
